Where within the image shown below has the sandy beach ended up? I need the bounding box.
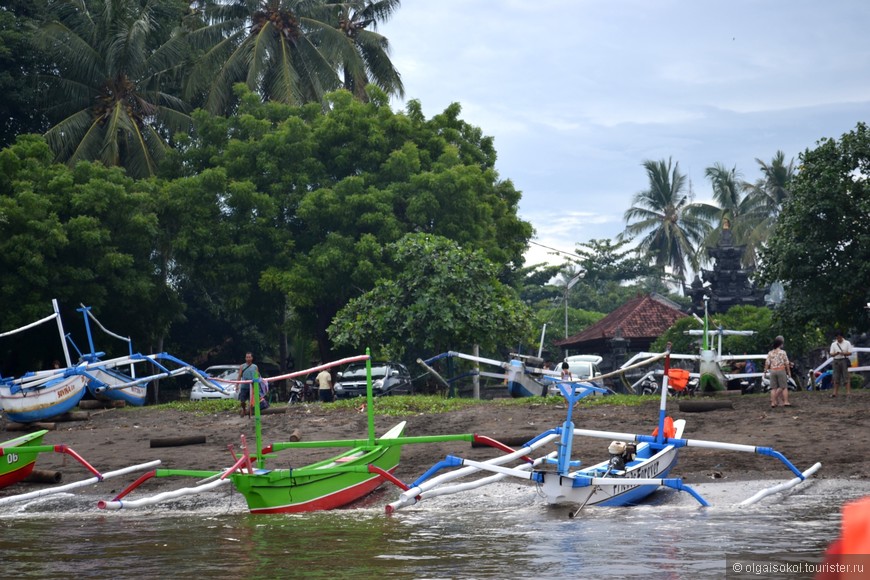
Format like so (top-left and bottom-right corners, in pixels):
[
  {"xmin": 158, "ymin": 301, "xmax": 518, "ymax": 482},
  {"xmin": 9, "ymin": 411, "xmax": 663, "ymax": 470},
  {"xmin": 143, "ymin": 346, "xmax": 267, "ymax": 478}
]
[{"xmin": 2, "ymin": 390, "xmax": 866, "ymax": 500}]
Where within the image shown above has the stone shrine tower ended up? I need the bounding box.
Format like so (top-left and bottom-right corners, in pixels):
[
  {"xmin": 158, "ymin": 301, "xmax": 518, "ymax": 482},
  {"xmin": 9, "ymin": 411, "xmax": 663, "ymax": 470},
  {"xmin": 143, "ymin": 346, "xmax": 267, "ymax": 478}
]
[{"xmin": 686, "ymin": 220, "xmax": 767, "ymax": 315}]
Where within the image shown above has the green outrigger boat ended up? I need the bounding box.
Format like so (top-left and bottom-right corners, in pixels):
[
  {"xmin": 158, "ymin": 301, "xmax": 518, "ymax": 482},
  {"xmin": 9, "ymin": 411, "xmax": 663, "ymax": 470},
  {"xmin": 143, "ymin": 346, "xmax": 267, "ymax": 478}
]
[
  {"xmin": 99, "ymin": 352, "xmax": 494, "ymax": 514},
  {"xmin": 0, "ymin": 430, "xmax": 50, "ymax": 489}
]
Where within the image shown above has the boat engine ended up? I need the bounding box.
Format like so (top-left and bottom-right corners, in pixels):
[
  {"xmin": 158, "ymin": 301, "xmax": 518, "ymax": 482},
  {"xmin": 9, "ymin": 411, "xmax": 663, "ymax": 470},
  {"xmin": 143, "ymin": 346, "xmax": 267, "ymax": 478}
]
[{"xmin": 607, "ymin": 441, "xmax": 637, "ymax": 474}]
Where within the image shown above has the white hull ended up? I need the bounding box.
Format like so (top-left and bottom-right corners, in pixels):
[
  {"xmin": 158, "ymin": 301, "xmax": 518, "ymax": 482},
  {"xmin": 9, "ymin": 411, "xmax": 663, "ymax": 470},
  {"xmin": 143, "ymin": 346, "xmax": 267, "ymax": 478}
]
[
  {"xmin": 539, "ymin": 419, "xmax": 686, "ymax": 507},
  {"xmin": 0, "ymin": 374, "xmax": 88, "ymax": 422}
]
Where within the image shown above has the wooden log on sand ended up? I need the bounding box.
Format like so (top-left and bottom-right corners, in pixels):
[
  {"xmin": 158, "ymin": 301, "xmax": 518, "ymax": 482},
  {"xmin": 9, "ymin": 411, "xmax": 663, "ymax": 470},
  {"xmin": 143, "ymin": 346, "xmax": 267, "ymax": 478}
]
[
  {"xmin": 678, "ymin": 399, "xmax": 734, "ymax": 413},
  {"xmin": 150, "ymin": 435, "xmax": 207, "ymax": 448},
  {"xmin": 5, "ymin": 421, "xmax": 56, "ymax": 432},
  {"xmin": 261, "ymin": 406, "xmax": 287, "ymax": 415},
  {"xmin": 23, "ymin": 469, "xmax": 63, "ymax": 484}
]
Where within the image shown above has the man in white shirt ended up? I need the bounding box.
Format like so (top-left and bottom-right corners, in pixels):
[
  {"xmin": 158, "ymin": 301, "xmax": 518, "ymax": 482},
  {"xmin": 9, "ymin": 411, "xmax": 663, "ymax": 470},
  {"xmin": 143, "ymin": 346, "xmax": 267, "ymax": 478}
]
[
  {"xmin": 316, "ymin": 367, "xmax": 334, "ymax": 403},
  {"xmin": 829, "ymin": 331, "xmax": 852, "ymax": 398}
]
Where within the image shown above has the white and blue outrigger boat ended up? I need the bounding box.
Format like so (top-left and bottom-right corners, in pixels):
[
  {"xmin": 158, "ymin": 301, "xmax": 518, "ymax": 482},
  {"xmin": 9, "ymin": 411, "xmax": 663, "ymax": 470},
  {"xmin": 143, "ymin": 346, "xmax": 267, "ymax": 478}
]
[
  {"xmin": 419, "ymin": 351, "xmax": 564, "ymax": 398},
  {"xmin": 387, "ymin": 348, "xmax": 821, "ymax": 514},
  {"xmin": 1, "ymin": 301, "xmax": 233, "ymax": 422}
]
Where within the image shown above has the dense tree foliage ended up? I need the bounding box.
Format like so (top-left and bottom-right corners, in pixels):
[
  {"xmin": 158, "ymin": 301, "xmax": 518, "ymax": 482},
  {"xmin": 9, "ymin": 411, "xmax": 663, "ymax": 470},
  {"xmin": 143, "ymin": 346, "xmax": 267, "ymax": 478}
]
[
  {"xmin": 760, "ymin": 122, "xmax": 870, "ymax": 336},
  {"xmin": 1, "ymin": 88, "xmax": 531, "ymax": 381},
  {"xmin": 0, "ymin": 135, "xmax": 171, "ymax": 374},
  {"xmin": 166, "ymin": 87, "xmax": 532, "ymax": 362},
  {"xmin": 329, "ymin": 234, "xmax": 533, "ymax": 360},
  {"xmin": 0, "ymin": 2, "xmax": 51, "ymax": 147}
]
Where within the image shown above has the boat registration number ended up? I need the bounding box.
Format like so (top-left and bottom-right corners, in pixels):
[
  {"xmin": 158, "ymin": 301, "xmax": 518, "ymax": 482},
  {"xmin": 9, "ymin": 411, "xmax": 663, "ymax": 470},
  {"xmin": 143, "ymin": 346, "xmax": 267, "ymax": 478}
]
[{"xmin": 56, "ymin": 383, "xmax": 77, "ymax": 399}]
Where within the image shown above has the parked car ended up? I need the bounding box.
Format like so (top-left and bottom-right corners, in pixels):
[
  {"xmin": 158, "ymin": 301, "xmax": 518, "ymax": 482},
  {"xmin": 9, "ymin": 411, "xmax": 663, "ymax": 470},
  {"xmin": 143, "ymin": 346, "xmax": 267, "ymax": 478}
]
[
  {"xmin": 548, "ymin": 355, "xmax": 606, "ymax": 395},
  {"xmin": 334, "ymin": 362, "xmax": 412, "ymax": 398},
  {"xmin": 190, "ymin": 365, "xmax": 240, "ymax": 401}
]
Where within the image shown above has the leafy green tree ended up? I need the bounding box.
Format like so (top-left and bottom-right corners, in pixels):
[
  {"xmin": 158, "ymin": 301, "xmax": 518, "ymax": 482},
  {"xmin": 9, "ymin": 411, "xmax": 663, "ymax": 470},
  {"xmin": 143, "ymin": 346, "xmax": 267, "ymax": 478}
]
[
  {"xmin": 759, "ymin": 122, "xmax": 870, "ymax": 335},
  {"xmin": 0, "ymin": 134, "xmax": 169, "ymax": 373},
  {"xmin": 559, "ymin": 238, "xmax": 667, "ymax": 313},
  {"xmin": 328, "ymin": 234, "xmax": 534, "ymax": 360},
  {"xmin": 34, "ymin": 0, "xmax": 191, "ymax": 177},
  {"xmin": 622, "ymin": 158, "xmax": 715, "ymax": 280},
  {"xmin": 0, "ymin": 2, "xmax": 51, "ymax": 147},
  {"xmin": 177, "ymin": 88, "xmax": 531, "ymax": 361},
  {"xmin": 650, "ymin": 304, "xmax": 822, "ymax": 362}
]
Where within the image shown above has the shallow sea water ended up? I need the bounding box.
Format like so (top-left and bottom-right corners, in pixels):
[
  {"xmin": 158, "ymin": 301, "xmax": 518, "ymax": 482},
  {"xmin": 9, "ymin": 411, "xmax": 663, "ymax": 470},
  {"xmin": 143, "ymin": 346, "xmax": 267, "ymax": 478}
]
[{"xmin": 1, "ymin": 477, "xmax": 866, "ymax": 579}]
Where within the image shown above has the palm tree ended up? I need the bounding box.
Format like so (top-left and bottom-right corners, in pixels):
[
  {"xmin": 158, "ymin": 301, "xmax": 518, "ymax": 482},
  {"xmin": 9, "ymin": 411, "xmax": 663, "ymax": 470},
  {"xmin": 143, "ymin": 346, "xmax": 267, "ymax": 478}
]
[
  {"xmin": 188, "ymin": 0, "xmax": 403, "ymax": 114},
  {"xmin": 36, "ymin": 0, "xmax": 192, "ymax": 178},
  {"xmin": 333, "ymin": 0, "xmax": 404, "ymax": 100},
  {"xmin": 622, "ymin": 158, "xmax": 716, "ymax": 280},
  {"xmin": 703, "ymin": 162, "xmax": 757, "ymax": 249},
  {"xmin": 739, "ymin": 151, "xmax": 796, "ymax": 266}
]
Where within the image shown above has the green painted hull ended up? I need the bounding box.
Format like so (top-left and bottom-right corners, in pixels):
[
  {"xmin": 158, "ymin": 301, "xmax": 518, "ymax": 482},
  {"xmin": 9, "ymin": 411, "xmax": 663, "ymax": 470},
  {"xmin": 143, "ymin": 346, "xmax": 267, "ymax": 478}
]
[
  {"xmin": 231, "ymin": 423, "xmax": 404, "ymax": 514},
  {"xmin": 0, "ymin": 430, "xmax": 49, "ymax": 489}
]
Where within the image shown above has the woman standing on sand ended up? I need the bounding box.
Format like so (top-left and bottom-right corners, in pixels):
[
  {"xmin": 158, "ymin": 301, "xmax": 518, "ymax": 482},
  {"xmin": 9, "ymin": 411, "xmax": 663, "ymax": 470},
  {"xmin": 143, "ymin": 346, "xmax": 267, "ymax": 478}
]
[{"xmin": 764, "ymin": 336, "xmax": 792, "ymax": 408}]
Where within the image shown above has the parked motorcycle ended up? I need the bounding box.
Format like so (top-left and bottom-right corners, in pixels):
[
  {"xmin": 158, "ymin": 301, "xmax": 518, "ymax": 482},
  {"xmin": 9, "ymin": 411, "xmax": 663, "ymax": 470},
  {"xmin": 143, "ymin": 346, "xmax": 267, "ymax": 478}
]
[
  {"xmin": 760, "ymin": 373, "xmax": 799, "ymax": 392},
  {"xmin": 288, "ymin": 378, "xmax": 317, "ymax": 403},
  {"xmin": 806, "ymin": 369, "xmax": 832, "ymax": 391},
  {"xmin": 638, "ymin": 371, "xmax": 698, "ymax": 396}
]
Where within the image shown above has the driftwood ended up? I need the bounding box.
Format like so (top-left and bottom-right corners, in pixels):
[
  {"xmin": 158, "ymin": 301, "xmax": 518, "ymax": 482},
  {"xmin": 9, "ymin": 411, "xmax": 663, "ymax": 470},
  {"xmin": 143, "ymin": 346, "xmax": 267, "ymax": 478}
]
[
  {"xmin": 5, "ymin": 421, "xmax": 56, "ymax": 432},
  {"xmin": 150, "ymin": 435, "xmax": 207, "ymax": 448},
  {"xmin": 287, "ymin": 428, "xmax": 301, "ymax": 442},
  {"xmin": 78, "ymin": 399, "xmax": 126, "ymax": 410},
  {"xmin": 23, "ymin": 469, "xmax": 63, "ymax": 484},
  {"xmin": 678, "ymin": 399, "xmax": 734, "ymax": 413},
  {"xmin": 260, "ymin": 406, "xmax": 287, "ymax": 415},
  {"xmin": 472, "ymin": 435, "xmax": 531, "ymax": 448}
]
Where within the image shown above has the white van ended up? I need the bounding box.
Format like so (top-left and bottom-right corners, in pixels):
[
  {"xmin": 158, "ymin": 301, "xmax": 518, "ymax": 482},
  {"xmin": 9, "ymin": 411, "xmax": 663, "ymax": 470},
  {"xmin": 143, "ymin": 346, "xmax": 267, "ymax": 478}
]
[{"xmin": 549, "ymin": 355, "xmax": 604, "ymax": 395}]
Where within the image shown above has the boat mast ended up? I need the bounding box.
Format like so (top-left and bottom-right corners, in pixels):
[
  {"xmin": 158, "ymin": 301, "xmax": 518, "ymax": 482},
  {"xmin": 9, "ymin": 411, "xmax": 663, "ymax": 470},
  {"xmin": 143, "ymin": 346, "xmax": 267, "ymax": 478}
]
[
  {"xmin": 366, "ymin": 348, "xmax": 375, "ymax": 447},
  {"xmin": 53, "ymin": 299, "xmax": 73, "ymax": 367}
]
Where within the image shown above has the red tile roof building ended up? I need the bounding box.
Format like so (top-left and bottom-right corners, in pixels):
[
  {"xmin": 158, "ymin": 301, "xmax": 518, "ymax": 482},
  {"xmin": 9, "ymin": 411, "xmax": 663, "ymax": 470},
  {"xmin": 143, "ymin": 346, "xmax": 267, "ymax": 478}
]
[{"xmin": 554, "ymin": 293, "xmax": 688, "ymax": 355}]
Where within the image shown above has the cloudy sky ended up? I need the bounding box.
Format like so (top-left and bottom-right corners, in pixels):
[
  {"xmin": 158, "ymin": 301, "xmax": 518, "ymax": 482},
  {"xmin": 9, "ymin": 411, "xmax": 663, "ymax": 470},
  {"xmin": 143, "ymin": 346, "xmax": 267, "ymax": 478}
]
[{"xmin": 378, "ymin": 0, "xmax": 870, "ymax": 269}]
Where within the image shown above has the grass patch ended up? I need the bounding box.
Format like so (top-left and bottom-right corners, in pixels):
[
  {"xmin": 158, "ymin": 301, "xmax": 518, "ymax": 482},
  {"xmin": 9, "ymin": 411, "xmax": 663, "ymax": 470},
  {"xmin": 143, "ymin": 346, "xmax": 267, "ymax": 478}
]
[
  {"xmin": 329, "ymin": 393, "xmax": 652, "ymax": 416},
  {"xmin": 112, "ymin": 393, "xmax": 655, "ymax": 417}
]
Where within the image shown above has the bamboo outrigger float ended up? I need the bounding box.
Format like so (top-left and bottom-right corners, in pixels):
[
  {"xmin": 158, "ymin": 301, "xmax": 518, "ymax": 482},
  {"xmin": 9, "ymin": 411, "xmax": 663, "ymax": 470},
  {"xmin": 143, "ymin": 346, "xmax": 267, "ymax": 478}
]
[{"xmin": 0, "ymin": 429, "xmax": 159, "ymax": 503}]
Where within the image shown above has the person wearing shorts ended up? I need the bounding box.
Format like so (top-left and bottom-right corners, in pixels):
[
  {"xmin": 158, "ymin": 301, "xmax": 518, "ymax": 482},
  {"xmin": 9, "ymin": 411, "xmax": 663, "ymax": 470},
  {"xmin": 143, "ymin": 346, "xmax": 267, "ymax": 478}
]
[{"xmin": 764, "ymin": 336, "xmax": 792, "ymax": 408}]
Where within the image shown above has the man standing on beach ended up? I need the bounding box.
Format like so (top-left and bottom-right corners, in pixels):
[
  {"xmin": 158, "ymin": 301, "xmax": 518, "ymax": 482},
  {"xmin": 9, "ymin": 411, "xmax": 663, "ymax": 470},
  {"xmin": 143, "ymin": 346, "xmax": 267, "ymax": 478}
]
[
  {"xmin": 316, "ymin": 366, "xmax": 334, "ymax": 403},
  {"xmin": 237, "ymin": 352, "xmax": 259, "ymax": 417},
  {"xmin": 829, "ymin": 331, "xmax": 852, "ymax": 398}
]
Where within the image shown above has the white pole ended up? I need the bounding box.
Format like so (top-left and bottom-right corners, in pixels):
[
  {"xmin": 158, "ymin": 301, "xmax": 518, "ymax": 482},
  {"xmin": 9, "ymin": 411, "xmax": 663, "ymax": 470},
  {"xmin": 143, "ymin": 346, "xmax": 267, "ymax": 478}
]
[
  {"xmin": 99, "ymin": 477, "xmax": 232, "ymax": 510},
  {"xmin": 53, "ymin": 299, "xmax": 73, "ymax": 367},
  {"xmin": 0, "ymin": 460, "xmax": 161, "ymax": 506}
]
